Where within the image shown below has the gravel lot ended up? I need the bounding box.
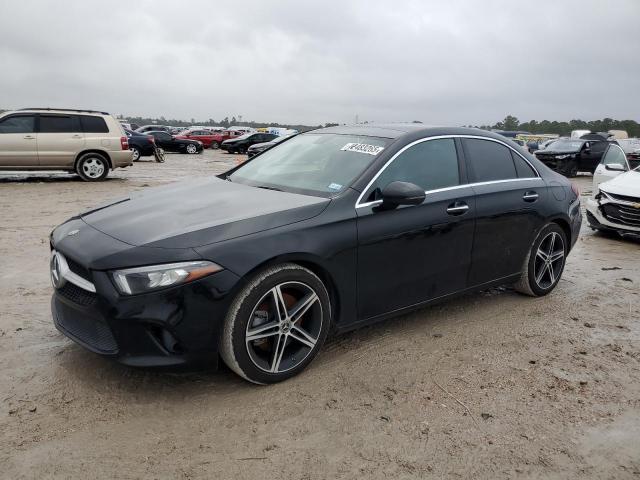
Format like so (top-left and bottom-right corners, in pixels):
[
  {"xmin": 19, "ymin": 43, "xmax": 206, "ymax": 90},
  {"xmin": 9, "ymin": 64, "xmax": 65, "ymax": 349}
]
[{"xmin": 1, "ymin": 150, "xmax": 639, "ymax": 479}]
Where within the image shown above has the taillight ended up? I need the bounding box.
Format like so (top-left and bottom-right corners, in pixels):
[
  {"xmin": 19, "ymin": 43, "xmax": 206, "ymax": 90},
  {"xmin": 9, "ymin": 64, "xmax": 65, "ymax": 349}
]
[
  {"xmin": 147, "ymin": 135, "xmax": 155, "ymax": 144},
  {"xmin": 120, "ymin": 136, "xmax": 129, "ymax": 150}
]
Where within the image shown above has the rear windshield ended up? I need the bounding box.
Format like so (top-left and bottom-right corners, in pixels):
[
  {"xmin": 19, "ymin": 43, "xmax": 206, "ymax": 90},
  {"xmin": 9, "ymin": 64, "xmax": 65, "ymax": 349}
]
[{"xmin": 228, "ymin": 133, "xmax": 390, "ymax": 197}]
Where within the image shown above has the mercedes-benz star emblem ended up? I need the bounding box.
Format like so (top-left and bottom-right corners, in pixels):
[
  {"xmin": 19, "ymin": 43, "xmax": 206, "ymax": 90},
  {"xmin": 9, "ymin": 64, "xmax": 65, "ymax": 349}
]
[{"xmin": 50, "ymin": 252, "xmax": 66, "ymax": 289}]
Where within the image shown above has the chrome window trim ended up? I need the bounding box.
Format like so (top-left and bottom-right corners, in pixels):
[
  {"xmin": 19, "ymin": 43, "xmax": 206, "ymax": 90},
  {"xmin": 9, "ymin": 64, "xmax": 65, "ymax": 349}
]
[
  {"xmin": 357, "ymin": 178, "xmax": 544, "ymax": 209},
  {"xmin": 355, "ymin": 134, "xmax": 541, "ymax": 208}
]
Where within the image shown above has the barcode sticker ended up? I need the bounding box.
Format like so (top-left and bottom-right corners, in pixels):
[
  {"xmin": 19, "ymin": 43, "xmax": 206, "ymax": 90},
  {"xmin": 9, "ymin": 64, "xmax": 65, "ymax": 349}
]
[{"xmin": 340, "ymin": 143, "xmax": 384, "ymax": 156}]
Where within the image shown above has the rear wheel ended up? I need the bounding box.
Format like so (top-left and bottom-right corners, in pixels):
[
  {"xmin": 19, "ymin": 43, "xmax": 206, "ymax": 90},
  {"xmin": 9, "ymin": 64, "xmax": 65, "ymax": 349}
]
[
  {"xmin": 514, "ymin": 223, "xmax": 567, "ymax": 297},
  {"xmin": 210, "ymin": 141, "xmax": 220, "ymax": 150},
  {"xmin": 130, "ymin": 146, "xmax": 141, "ymax": 161},
  {"xmin": 75, "ymin": 152, "xmax": 109, "ymax": 181},
  {"xmin": 186, "ymin": 144, "xmax": 198, "ymax": 154},
  {"xmin": 220, "ymin": 263, "xmax": 331, "ymax": 384}
]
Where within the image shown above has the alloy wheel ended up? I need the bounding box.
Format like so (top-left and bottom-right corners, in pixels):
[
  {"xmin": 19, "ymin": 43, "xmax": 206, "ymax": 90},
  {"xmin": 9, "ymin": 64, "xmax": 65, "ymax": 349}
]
[
  {"xmin": 533, "ymin": 231, "xmax": 565, "ymax": 289},
  {"xmin": 186, "ymin": 144, "xmax": 197, "ymax": 154},
  {"xmin": 245, "ymin": 281, "xmax": 323, "ymax": 374},
  {"xmin": 130, "ymin": 147, "xmax": 140, "ymax": 161},
  {"xmin": 81, "ymin": 157, "xmax": 105, "ymax": 179}
]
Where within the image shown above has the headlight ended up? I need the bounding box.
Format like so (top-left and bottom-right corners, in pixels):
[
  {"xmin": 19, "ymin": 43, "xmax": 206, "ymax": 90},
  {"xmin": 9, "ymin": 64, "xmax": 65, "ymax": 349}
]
[
  {"xmin": 556, "ymin": 154, "xmax": 570, "ymax": 159},
  {"xmin": 112, "ymin": 261, "xmax": 223, "ymax": 295}
]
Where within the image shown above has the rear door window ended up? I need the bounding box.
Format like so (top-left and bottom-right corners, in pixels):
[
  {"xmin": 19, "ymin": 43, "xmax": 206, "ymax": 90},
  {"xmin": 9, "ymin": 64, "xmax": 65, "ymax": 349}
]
[
  {"xmin": 463, "ymin": 138, "xmax": 517, "ymax": 182},
  {"xmin": 79, "ymin": 115, "xmax": 109, "ymax": 133},
  {"xmin": 0, "ymin": 115, "xmax": 35, "ymax": 133},
  {"xmin": 39, "ymin": 115, "xmax": 80, "ymax": 133},
  {"xmin": 511, "ymin": 151, "xmax": 537, "ymax": 178}
]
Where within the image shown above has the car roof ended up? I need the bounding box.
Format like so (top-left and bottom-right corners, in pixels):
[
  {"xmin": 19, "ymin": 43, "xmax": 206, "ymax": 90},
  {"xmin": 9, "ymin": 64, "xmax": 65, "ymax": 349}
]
[
  {"xmin": 311, "ymin": 124, "xmax": 513, "ymax": 141},
  {"xmin": 8, "ymin": 108, "xmax": 108, "ymax": 116}
]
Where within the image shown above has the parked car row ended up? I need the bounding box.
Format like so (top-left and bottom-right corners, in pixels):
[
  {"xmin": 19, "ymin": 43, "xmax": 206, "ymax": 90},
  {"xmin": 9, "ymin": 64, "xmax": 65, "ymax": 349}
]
[
  {"xmin": 174, "ymin": 128, "xmax": 246, "ymax": 149},
  {"xmin": 532, "ymin": 132, "xmax": 640, "ymax": 178}
]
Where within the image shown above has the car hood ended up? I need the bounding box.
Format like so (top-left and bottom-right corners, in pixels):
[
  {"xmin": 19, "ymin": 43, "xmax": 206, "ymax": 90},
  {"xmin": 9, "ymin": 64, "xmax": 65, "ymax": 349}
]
[
  {"xmin": 248, "ymin": 141, "xmax": 274, "ymax": 150},
  {"xmin": 80, "ymin": 177, "xmax": 330, "ymax": 248},
  {"xmin": 535, "ymin": 150, "xmax": 578, "ymax": 155},
  {"xmin": 599, "ymin": 170, "xmax": 640, "ymax": 197}
]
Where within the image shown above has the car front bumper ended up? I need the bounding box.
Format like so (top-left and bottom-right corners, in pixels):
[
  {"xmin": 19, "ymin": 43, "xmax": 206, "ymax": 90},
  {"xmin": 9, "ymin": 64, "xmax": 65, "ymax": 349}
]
[
  {"xmin": 586, "ymin": 197, "xmax": 640, "ymax": 234},
  {"xmin": 51, "ymin": 257, "xmax": 243, "ymax": 368}
]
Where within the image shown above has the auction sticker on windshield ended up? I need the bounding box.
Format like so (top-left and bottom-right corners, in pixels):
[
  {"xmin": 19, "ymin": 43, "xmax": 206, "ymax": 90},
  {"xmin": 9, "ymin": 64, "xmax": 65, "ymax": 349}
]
[{"xmin": 340, "ymin": 143, "xmax": 384, "ymax": 156}]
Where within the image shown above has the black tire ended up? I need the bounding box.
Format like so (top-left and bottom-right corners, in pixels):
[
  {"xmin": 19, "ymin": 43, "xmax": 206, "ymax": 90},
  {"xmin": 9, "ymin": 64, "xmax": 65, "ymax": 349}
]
[
  {"xmin": 514, "ymin": 223, "xmax": 567, "ymax": 297},
  {"xmin": 220, "ymin": 263, "xmax": 331, "ymax": 384},
  {"xmin": 563, "ymin": 160, "xmax": 578, "ymax": 178},
  {"xmin": 210, "ymin": 141, "xmax": 220, "ymax": 150},
  {"xmin": 75, "ymin": 152, "xmax": 109, "ymax": 182},
  {"xmin": 130, "ymin": 146, "xmax": 141, "ymax": 162}
]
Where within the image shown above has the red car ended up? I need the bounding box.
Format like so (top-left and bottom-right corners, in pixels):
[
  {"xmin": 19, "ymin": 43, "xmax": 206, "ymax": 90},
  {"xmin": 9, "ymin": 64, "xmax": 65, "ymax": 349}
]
[
  {"xmin": 174, "ymin": 129, "xmax": 219, "ymax": 149},
  {"xmin": 175, "ymin": 129, "xmax": 246, "ymax": 149}
]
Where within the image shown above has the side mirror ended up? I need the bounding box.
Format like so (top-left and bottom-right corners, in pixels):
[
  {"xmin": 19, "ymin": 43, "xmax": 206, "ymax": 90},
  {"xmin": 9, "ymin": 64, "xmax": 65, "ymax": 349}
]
[
  {"xmin": 380, "ymin": 181, "xmax": 425, "ymax": 209},
  {"xmin": 605, "ymin": 163, "xmax": 627, "ymax": 172}
]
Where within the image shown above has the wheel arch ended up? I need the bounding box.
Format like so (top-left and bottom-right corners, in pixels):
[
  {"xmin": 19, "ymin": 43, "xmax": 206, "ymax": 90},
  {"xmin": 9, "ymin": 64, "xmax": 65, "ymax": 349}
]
[{"xmin": 550, "ymin": 217, "xmax": 571, "ymax": 249}]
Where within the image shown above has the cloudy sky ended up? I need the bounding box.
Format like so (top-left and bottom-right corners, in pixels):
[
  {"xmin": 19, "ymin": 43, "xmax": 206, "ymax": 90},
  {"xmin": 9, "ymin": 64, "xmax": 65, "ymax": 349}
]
[{"xmin": 0, "ymin": 0, "xmax": 638, "ymax": 126}]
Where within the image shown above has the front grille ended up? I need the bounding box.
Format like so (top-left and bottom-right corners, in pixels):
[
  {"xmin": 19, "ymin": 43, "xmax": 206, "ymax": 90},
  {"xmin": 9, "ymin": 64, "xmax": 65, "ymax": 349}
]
[
  {"xmin": 602, "ymin": 203, "xmax": 640, "ymax": 228},
  {"xmin": 55, "ymin": 301, "xmax": 117, "ymax": 353},
  {"xmin": 605, "ymin": 192, "xmax": 640, "ymax": 204},
  {"xmin": 58, "ymin": 281, "xmax": 97, "ymax": 306},
  {"xmin": 65, "ymin": 256, "xmax": 91, "ymax": 281}
]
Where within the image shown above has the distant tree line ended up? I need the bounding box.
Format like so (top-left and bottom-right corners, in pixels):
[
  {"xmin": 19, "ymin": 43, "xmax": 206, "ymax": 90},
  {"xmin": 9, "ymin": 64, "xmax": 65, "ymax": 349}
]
[
  {"xmin": 468, "ymin": 115, "xmax": 640, "ymax": 137},
  {"xmin": 2, "ymin": 109, "xmax": 638, "ymax": 137},
  {"xmin": 117, "ymin": 114, "xmax": 327, "ymax": 133}
]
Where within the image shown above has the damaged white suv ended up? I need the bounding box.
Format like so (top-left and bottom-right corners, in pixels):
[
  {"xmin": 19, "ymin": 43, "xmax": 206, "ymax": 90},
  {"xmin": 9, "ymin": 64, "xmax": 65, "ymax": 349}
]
[{"xmin": 586, "ymin": 143, "xmax": 640, "ymax": 237}]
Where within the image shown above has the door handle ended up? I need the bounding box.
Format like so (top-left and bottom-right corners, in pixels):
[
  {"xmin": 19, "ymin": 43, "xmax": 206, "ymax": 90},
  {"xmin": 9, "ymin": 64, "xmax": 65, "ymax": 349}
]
[
  {"xmin": 23, "ymin": 135, "xmax": 35, "ymax": 140},
  {"xmin": 523, "ymin": 191, "xmax": 539, "ymax": 202},
  {"xmin": 446, "ymin": 201, "xmax": 469, "ymax": 215}
]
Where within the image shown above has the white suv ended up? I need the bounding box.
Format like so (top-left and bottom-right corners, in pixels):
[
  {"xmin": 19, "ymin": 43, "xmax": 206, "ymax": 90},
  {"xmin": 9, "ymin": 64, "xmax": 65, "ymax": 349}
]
[{"xmin": 0, "ymin": 108, "xmax": 133, "ymax": 181}]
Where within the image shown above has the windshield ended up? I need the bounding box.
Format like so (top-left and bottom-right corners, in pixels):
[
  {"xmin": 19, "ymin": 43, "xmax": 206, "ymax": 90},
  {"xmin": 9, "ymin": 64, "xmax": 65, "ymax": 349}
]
[
  {"xmin": 228, "ymin": 133, "xmax": 390, "ymax": 197},
  {"xmin": 546, "ymin": 139, "xmax": 584, "ymax": 152}
]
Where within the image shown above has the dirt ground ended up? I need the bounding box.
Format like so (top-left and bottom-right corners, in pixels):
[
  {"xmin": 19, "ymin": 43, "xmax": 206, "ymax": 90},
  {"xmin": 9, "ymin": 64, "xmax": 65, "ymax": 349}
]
[{"xmin": 1, "ymin": 150, "xmax": 639, "ymax": 479}]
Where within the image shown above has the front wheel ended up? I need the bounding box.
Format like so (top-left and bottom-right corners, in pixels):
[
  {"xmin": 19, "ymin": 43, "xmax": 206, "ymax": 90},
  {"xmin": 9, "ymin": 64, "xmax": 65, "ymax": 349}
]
[
  {"xmin": 75, "ymin": 152, "xmax": 109, "ymax": 181},
  {"xmin": 514, "ymin": 223, "xmax": 567, "ymax": 297},
  {"xmin": 220, "ymin": 263, "xmax": 331, "ymax": 384},
  {"xmin": 563, "ymin": 160, "xmax": 578, "ymax": 178}
]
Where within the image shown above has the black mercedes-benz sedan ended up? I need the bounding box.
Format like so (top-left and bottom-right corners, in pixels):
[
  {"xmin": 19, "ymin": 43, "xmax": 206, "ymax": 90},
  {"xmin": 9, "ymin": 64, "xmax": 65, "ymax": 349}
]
[{"xmin": 50, "ymin": 125, "xmax": 581, "ymax": 384}]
